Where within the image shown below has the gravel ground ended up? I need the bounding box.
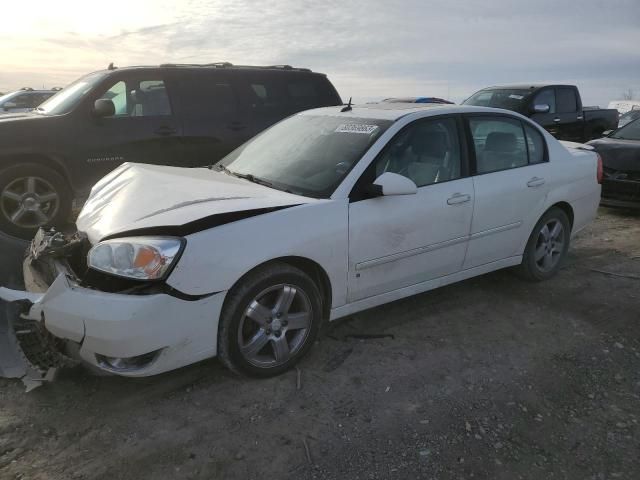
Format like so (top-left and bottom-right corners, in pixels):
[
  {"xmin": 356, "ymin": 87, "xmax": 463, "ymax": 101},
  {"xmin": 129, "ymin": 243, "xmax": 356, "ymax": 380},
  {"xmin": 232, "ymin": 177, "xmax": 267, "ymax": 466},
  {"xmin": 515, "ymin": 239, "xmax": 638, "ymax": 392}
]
[{"xmin": 1, "ymin": 207, "xmax": 639, "ymax": 480}]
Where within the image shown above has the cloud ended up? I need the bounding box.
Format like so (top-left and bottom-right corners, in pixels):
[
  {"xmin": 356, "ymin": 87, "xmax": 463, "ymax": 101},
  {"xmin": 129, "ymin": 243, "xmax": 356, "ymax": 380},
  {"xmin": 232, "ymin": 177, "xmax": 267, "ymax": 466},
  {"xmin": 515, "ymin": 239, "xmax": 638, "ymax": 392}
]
[{"xmin": 0, "ymin": 0, "xmax": 638, "ymax": 105}]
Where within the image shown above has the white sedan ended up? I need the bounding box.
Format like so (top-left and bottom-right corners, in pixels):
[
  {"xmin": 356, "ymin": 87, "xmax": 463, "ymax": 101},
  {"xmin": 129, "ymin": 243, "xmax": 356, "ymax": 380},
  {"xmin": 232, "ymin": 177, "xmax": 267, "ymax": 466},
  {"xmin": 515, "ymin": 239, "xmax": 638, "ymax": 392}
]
[{"xmin": 0, "ymin": 103, "xmax": 602, "ymax": 385}]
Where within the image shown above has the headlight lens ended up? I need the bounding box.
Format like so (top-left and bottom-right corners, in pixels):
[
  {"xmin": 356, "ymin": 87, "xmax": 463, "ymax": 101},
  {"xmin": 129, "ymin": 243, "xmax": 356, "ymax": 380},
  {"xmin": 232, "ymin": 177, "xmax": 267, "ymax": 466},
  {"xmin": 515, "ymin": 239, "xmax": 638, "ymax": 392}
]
[{"xmin": 88, "ymin": 237, "xmax": 184, "ymax": 280}]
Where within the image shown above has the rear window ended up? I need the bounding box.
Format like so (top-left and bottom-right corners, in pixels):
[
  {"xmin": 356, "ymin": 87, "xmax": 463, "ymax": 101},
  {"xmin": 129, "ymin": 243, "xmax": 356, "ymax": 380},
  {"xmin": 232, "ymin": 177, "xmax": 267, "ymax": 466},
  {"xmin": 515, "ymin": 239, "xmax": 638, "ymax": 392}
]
[{"xmin": 463, "ymin": 89, "xmax": 530, "ymax": 111}]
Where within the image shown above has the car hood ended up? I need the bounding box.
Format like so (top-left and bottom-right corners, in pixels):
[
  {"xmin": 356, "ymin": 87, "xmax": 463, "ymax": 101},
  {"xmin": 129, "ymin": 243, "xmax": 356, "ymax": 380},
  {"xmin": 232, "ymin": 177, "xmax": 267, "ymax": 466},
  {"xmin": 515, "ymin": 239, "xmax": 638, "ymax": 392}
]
[
  {"xmin": 76, "ymin": 163, "xmax": 318, "ymax": 244},
  {"xmin": 587, "ymin": 137, "xmax": 640, "ymax": 172}
]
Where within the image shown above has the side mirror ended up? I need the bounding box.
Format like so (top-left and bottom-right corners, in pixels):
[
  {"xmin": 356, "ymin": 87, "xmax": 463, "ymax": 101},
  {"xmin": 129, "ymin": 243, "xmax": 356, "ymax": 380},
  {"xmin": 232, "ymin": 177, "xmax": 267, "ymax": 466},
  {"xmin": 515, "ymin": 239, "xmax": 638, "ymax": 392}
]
[
  {"xmin": 370, "ymin": 172, "xmax": 417, "ymax": 196},
  {"xmin": 93, "ymin": 99, "xmax": 115, "ymax": 117},
  {"xmin": 532, "ymin": 104, "xmax": 550, "ymax": 114}
]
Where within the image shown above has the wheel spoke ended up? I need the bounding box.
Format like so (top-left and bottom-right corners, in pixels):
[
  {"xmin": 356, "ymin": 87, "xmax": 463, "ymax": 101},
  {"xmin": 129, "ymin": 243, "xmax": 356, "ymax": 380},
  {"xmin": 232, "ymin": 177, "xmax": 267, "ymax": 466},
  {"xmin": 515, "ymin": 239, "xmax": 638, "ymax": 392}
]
[
  {"xmin": 39, "ymin": 192, "xmax": 58, "ymax": 203},
  {"xmin": 34, "ymin": 209, "xmax": 49, "ymax": 224},
  {"xmin": 552, "ymin": 242, "xmax": 564, "ymax": 254},
  {"xmin": 271, "ymin": 336, "xmax": 290, "ymax": 363},
  {"xmin": 286, "ymin": 311, "xmax": 310, "ymax": 330},
  {"xmin": 25, "ymin": 177, "xmax": 36, "ymax": 194},
  {"xmin": 550, "ymin": 222, "xmax": 562, "ymax": 241},
  {"xmin": 245, "ymin": 300, "xmax": 272, "ymax": 326},
  {"xmin": 540, "ymin": 224, "xmax": 550, "ymax": 242},
  {"xmin": 534, "ymin": 244, "xmax": 546, "ymax": 262},
  {"xmin": 273, "ymin": 286, "xmax": 296, "ymax": 315},
  {"xmin": 241, "ymin": 330, "xmax": 270, "ymax": 357},
  {"xmin": 1, "ymin": 190, "xmax": 21, "ymax": 202},
  {"xmin": 543, "ymin": 251, "xmax": 554, "ymax": 270},
  {"xmin": 10, "ymin": 207, "xmax": 26, "ymax": 223}
]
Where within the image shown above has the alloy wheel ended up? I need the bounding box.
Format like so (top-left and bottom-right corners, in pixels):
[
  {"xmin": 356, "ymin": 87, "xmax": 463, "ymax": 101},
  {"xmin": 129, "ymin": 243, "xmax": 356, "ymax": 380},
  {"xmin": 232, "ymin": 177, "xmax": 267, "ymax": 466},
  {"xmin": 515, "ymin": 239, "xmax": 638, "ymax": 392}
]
[
  {"xmin": 237, "ymin": 284, "xmax": 313, "ymax": 368},
  {"xmin": 534, "ymin": 218, "xmax": 565, "ymax": 272},
  {"xmin": 0, "ymin": 176, "xmax": 60, "ymax": 228}
]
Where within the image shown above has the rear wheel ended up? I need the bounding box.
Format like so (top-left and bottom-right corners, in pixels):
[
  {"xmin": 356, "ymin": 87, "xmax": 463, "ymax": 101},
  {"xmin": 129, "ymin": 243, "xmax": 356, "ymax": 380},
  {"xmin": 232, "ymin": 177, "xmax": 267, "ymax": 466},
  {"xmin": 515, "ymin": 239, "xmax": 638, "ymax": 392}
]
[
  {"xmin": 517, "ymin": 207, "xmax": 570, "ymax": 282},
  {"xmin": 0, "ymin": 163, "xmax": 71, "ymax": 239},
  {"xmin": 218, "ymin": 262, "xmax": 324, "ymax": 377}
]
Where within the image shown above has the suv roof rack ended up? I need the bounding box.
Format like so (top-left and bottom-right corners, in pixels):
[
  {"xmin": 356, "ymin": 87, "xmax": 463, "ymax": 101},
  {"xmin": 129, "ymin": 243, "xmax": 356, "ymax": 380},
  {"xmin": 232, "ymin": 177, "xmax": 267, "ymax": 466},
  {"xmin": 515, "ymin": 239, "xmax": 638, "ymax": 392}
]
[
  {"xmin": 20, "ymin": 87, "xmax": 34, "ymax": 91},
  {"xmin": 156, "ymin": 62, "xmax": 312, "ymax": 72},
  {"xmin": 51, "ymin": 87, "xmax": 62, "ymax": 91}
]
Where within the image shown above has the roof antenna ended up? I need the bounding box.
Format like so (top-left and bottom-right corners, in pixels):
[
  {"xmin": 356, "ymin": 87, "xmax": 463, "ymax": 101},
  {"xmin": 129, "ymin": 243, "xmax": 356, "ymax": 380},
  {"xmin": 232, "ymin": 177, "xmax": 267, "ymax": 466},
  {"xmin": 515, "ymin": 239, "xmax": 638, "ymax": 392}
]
[
  {"xmin": 341, "ymin": 97, "xmax": 353, "ymax": 112},
  {"xmin": 108, "ymin": 62, "xmax": 117, "ymax": 71}
]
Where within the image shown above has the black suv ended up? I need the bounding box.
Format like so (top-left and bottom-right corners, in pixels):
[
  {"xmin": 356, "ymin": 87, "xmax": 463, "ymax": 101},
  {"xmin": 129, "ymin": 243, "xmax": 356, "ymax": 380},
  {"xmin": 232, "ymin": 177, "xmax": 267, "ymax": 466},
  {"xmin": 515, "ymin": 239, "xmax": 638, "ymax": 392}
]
[{"xmin": 0, "ymin": 63, "xmax": 342, "ymax": 238}]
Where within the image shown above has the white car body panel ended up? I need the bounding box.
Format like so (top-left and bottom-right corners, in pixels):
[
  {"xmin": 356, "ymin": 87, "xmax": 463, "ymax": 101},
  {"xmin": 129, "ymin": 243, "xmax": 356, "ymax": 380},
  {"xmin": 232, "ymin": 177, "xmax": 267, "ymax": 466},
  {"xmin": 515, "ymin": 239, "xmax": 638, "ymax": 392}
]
[{"xmin": 0, "ymin": 104, "xmax": 601, "ymax": 379}]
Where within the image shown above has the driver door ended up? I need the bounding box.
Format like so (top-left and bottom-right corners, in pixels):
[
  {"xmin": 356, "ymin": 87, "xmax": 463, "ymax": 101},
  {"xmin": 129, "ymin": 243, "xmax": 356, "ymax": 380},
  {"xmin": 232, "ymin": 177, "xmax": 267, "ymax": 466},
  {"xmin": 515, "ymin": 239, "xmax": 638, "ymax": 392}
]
[{"xmin": 347, "ymin": 117, "xmax": 474, "ymax": 302}]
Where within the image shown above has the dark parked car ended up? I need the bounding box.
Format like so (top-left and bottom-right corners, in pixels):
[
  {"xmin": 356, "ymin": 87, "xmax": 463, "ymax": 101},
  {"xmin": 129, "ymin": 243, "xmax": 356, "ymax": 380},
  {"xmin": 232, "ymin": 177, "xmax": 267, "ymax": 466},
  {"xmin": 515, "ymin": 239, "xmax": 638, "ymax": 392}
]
[
  {"xmin": 463, "ymin": 84, "xmax": 618, "ymax": 143},
  {"xmin": 0, "ymin": 63, "xmax": 342, "ymax": 238},
  {"xmin": 587, "ymin": 118, "xmax": 640, "ymax": 209},
  {"xmin": 0, "ymin": 87, "xmax": 61, "ymax": 115}
]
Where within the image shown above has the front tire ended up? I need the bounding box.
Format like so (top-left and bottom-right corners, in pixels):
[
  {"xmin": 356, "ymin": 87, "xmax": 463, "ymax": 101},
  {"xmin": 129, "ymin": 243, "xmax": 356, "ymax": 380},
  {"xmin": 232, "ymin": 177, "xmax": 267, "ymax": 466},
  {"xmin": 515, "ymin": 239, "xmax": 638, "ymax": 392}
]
[
  {"xmin": 517, "ymin": 207, "xmax": 571, "ymax": 282},
  {"xmin": 218, "ymin": 262, "xmax": 324, "ymax": 377},
  {"xmin": 0, "ymin": 163, "xmax": 71, "ymax": 239}
]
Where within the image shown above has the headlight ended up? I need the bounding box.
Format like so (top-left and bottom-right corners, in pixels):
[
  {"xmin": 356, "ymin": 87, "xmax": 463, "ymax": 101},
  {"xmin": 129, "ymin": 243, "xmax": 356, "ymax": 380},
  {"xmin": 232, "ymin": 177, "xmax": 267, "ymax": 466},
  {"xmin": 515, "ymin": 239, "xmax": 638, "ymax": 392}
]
[{"xmin": 88, "ymin": 237, "xmax": 184, "ymax": 280}]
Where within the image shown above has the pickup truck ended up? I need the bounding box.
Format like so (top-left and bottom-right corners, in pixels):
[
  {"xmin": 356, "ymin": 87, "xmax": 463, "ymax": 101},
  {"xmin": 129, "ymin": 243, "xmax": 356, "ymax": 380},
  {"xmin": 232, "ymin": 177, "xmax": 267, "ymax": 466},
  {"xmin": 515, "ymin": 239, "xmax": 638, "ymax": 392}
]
[{"xmin": 463, "ymin": 84, "xmax": 618, "ymax": 143}]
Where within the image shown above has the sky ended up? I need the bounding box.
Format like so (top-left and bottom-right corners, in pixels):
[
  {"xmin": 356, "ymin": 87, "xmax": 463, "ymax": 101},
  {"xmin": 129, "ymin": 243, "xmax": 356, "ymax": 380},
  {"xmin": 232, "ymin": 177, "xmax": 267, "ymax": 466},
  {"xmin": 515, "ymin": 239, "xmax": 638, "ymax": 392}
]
[{"xmin": 1, "ymin": 0, "xmax": 639, "ymax": 106}]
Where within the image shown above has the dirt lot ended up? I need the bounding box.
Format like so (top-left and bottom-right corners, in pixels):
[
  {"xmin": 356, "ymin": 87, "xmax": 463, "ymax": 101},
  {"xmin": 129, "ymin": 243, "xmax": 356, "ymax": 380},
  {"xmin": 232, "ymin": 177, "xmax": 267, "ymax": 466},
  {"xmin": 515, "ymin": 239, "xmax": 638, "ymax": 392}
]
[{"xmin": 1, "ymin": 208, "xmax": 639, "ymax": 480}]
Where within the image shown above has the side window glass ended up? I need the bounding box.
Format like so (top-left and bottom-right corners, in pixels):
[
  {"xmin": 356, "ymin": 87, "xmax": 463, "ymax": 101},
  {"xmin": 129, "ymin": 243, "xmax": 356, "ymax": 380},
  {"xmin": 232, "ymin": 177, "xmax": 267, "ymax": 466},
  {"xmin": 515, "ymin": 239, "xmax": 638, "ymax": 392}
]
[
  {"xmin": 131, "ymin": 80, "xmax": 172, "ymax": 117},
  {"xmin": 11, "ymin": 94, "xmax": 31, "ymax": 108},
  {"xmin": 99, "ymin": 81, "xmax": 128, "ymax": 116},
  {"xmin": 287, "ymin": 81, "xmax": 319, "ymax": 109},
  {"xmin": 533, "ymin": 89, "xmax": 556, "ymax": 114},
  {"xmin": 469, "ymin": 117, "xmax": 528, "ymax": 174},
  {"xmin": 373, "ymin": 118, "xmax": 461, "ymax": 187},
  {"xmin": 556, "ymin": 88, "xmax": 577, "ymax": 113},
  {"xmin": 524, "ymin": 123, "xmax": 546, "ymax": 164},
  {"xmin": 246, "ymin": 76, "xmax": 285, "ymax": 111}
]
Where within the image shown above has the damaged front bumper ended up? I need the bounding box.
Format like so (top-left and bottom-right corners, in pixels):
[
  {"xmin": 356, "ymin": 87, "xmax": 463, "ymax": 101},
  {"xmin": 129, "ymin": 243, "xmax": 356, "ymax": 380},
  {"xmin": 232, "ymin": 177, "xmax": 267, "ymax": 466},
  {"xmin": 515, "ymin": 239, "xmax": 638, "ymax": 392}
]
[{"xmin": 0, "ymin": 229, "xmax": 226, "ymax": 390}]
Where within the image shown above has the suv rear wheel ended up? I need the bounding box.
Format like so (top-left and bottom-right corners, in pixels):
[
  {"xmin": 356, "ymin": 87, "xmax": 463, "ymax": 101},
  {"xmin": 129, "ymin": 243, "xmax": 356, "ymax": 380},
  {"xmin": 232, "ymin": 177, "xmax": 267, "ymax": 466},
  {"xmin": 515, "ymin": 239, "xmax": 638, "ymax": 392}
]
[{"xmin": 0, "ymin": 163, "xmax": 71, "ymax": 239}]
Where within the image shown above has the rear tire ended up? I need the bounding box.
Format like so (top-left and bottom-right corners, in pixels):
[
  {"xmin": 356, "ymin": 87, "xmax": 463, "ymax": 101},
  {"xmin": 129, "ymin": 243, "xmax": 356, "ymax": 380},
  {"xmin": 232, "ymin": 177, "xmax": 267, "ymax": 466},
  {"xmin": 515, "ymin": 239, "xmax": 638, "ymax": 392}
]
[
  {"xmin": 218, "ymin": 262, "xmax": 324, "ymax": 377},
  {"xmin": 516, "ymin": 207, "xmax": 571, "ymax": 282},
  {"xmin": 0, "ymin": 163, "xmax": 71, "ymax": 239}
]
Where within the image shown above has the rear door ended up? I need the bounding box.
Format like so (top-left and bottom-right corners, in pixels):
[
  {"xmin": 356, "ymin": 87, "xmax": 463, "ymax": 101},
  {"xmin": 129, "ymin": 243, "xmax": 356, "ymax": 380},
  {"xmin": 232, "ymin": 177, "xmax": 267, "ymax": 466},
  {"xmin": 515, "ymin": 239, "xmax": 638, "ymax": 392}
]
[
  {"xmin": 554, "ymin": 87, "xmax": 584, "ymax": 142},
  {"xmin": 174, "ymin": 70, "xmax": 248, "ymax": 167},
  {"xmin": 464, "ymin": 115, "xmax": 551, "ymax": 269},
  {"xmin": 348, "ymin": 116, "xmax": 474, "ymax": 301},
  {"xmin": 76, "ymin": 71, "xmax": 183, "ymax": 180}
]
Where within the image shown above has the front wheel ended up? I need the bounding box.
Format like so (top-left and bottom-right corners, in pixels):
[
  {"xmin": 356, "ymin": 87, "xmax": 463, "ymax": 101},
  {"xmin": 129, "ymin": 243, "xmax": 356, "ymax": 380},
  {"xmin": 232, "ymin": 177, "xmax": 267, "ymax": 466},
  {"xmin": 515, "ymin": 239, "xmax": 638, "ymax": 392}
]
[
  {"xmin": 516, "ymin": 207, "xmax": 571, "ymax": 282},
  {"xmin": 217, "ymin": 262, "xmax": 324, "ymax": 377},
  {"xmin": 0, "ymin": 163, "xmax": 72, "ymax": 239}
]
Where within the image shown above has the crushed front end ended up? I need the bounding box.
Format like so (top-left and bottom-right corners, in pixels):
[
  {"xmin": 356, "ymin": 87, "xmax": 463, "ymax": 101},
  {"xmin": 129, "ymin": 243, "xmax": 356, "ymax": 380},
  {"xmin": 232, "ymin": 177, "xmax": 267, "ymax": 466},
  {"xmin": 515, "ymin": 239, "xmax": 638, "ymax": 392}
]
[{"xmin": 0, "ymin": 228, "xmax": 88, "ymax": 390}]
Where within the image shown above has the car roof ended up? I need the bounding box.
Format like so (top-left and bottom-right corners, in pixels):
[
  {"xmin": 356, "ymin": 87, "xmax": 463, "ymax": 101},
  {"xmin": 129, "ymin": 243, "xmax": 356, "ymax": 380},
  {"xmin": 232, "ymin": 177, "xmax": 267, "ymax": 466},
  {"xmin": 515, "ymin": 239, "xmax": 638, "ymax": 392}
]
[
  {"xmin": 481, "ymin": 84, "xmax": 575, "ymax": 91},
  {"xmin": 92, "ymin": 63, "xmax": 327, "ymax": 76},
  {"xmin": 300, "ymin": 103, "xmax": 519, "ymax": 121}
]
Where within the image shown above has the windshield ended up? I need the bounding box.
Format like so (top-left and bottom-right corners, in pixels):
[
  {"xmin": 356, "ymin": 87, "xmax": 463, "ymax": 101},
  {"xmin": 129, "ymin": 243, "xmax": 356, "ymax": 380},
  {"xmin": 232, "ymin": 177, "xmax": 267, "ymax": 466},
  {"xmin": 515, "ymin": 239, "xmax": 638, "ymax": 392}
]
[
  {"xmin": 618, "ymin": 110, "xmax": 640, "ymax": 128},
  {"xmin": 219, "ymin": 114, "xmax": 392, "ymax": 198},
  {"xmin": 610, "ymin": 117, "xmax": 640, "ymax": 141},
  {"xmin": 37, "ymin": 71, "xmax": 108, "ymax": 115},
  {"xmin": 463, "ymin": 89, "xmax": 530, "ymax": 111}
]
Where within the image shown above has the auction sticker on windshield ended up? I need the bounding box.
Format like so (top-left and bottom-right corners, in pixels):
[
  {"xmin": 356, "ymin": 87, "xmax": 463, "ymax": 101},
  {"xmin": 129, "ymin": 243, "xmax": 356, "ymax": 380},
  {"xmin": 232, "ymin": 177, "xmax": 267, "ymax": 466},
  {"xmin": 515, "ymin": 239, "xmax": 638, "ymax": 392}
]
[{"xmin": 335, "ymin": 124, "xmax": 379, "ymax": 134}]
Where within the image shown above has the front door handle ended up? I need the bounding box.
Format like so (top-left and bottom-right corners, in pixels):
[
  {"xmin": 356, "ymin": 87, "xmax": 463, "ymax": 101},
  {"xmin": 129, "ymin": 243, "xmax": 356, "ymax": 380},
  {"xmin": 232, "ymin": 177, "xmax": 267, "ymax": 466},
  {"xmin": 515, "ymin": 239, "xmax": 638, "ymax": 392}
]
[
  {"xmin": 155, "ymin": 126, "xmax": 177, "ymax": 136},
  {"xmin": 527, "ymin": 177, "xmax": 546, "ymax": 188},
  {"xmin": 447, "ymin": 193, "xmax": 471, "ymax": 205},
  {"xmin": 553, "ymin": 118, "xmax": 561, "ymax": 123}
]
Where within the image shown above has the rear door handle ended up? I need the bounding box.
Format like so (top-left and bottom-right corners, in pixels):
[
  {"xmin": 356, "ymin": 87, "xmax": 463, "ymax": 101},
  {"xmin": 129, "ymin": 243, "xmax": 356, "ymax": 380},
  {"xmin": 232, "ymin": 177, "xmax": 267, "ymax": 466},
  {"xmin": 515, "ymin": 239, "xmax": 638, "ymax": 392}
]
[
  {"xmin": 154, "ymin": 126, "xmax": 177, "ymax": 136},
  {"xmin": 447, "ymin": 193, "xmax": 471, "ymax": 205},
  {"xmin": 527, "ymin": 177, "xmax": 546, "ymax": 188}
]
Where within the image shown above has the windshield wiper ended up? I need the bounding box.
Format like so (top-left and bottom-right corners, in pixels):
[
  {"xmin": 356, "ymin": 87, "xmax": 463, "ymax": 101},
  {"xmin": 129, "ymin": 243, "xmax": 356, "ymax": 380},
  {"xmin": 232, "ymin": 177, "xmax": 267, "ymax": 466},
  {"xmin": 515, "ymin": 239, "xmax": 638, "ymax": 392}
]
[{"xmin": 213, "ymin": 165, "xmax": 274, "ymax": 188}]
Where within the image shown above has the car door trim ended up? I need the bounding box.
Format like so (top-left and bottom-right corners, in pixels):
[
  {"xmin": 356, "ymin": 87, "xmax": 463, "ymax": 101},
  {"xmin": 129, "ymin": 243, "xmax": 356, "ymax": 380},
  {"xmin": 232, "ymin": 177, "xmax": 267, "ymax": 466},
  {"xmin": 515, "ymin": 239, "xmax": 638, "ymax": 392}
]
[
  {"xmin": 355, "ymin": 234, "xmax": 469, "ymax": 271},
  {"xmin": 469, "ymin": 221, "xmax": 522, "ymax": 240}
]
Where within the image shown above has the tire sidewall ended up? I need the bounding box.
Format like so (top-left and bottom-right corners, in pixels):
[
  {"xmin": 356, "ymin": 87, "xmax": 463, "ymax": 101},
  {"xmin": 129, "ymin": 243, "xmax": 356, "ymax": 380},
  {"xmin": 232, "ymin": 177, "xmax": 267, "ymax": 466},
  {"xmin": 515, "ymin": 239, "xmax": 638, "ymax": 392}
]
[
  {"xmin": 523, "ymin": 208, "xmax": 571, "ymax": 281},
  {"xmin": 219, "ymin": 264, "xmax": 323, "ymax": 377},
  {"xmin": 0, "ymin": 163, "xmax": 72, "ymax": 239}
]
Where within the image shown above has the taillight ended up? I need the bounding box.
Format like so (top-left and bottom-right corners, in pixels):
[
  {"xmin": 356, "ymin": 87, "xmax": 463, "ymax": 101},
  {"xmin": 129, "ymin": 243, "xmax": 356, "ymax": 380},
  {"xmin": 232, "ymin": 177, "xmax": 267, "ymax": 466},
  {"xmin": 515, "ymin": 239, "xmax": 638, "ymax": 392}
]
[{"xmin": 596, "ymin": 153, "xmax": 603, "ymax": 184}]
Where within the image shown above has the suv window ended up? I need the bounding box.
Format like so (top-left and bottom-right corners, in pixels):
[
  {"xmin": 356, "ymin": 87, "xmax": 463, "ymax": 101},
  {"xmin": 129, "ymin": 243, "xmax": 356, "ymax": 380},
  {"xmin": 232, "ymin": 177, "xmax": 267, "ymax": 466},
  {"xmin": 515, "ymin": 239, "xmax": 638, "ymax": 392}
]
[
  {"xmin": 246, "ymin": 75, "xmax": 285, "ymax": 110},
  {"xmin": 287, "ymin": 79, "xmax": 322, "ymax": 110},
  {"xmin": 180, "ymin": 74, "xmax": 238, "ymax": 117},
  {"xmin": 469, "ymin": 117, "xmax": 528, "ymax": 173},
  {"xmin": 97, "ymin": 78, "xmax": 172, "ymax": 117},
  {"xmin": 373, "ymin": 118, "xmax": 462, "ymax": 187},
  {"xmin": 533, "ymin": 89, "xmax": 556, "ymax": 114},
  {"xmin": 8, "ymin": 93, "xmax": 34, "ymax": 108},
  {"xmin": 556, "ymin": 88, "xmax": 578, "ymax": 113}
]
